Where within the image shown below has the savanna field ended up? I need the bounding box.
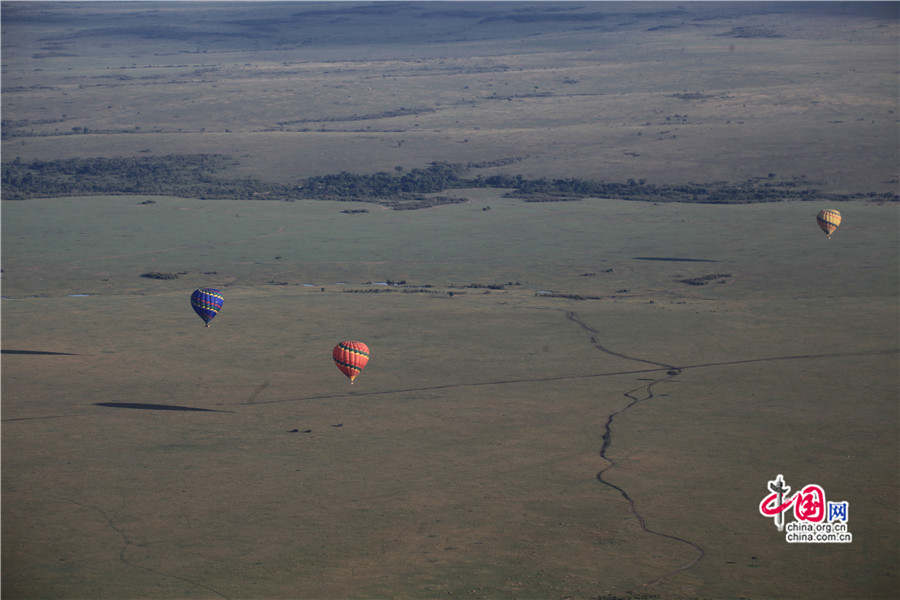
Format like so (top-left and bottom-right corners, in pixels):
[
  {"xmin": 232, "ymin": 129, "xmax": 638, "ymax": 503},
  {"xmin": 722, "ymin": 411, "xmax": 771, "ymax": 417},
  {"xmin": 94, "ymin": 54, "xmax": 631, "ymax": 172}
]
[{"xmin": 2, "ymin": 3, "xmax": 898, "ymax": 599}]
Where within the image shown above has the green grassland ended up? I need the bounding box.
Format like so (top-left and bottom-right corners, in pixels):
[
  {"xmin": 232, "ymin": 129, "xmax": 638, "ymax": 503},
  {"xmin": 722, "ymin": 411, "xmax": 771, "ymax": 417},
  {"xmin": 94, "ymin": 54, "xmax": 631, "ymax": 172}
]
[
  {"xmin": 3, "ymin": 193, "xmax": 898, "ymax": 599},
  {"xmin": 2, "ymin": 2, "xmax": 899, "ymax": 600}
]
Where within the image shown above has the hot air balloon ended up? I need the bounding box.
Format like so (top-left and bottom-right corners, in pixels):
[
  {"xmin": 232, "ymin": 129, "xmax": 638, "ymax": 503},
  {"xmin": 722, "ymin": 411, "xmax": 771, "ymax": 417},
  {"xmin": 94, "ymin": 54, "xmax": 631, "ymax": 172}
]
[
  {"xmin": 816, "ymin": 209, "xmax": 841, "ymax": 239},
  {"xmin": 190, "ymin": 288, "xmax": 224, "ymax": 327},
  {"xmin": 333, "ymin": 341, "xmax": 369, "ymax": 384}
]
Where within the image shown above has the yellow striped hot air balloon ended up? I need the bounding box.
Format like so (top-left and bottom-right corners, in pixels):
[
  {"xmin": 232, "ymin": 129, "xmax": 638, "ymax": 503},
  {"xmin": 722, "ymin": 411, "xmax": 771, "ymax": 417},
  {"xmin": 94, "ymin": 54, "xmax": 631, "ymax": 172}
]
[{"xmin": 816, "ymin": 209, "xmax": 841, "ymax": 239}]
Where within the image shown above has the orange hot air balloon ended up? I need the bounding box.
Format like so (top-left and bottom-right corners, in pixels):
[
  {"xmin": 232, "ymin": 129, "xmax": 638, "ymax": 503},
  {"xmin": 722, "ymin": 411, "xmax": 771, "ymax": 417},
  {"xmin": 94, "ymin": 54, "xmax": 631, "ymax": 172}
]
[
  {"xmin": 333, "ymin": 341, "xmax": 370, "ymax": 384},
  {"xmin": 816, "ymin": 209, "xmax": 841, "ymax": 239}
]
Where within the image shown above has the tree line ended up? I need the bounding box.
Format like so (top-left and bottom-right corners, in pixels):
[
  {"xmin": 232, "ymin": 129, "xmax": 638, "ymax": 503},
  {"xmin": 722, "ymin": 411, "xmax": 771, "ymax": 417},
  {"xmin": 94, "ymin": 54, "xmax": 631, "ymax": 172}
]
[{"xmin": 2, "ymin": 154, "xmax": 896, "ymax": 206}]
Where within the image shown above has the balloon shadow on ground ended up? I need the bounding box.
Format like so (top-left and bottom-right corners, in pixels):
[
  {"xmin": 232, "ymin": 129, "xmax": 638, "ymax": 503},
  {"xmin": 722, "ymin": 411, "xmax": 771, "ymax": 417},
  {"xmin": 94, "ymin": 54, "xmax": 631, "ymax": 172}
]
[
  {"xmin": 95, "ymin": 402, "xmax": 233, "ymax": 413},
  {"xmin": 632, "ymin": 256, "xmax": 718, "ymax": 262},
  {"xmin": 2, "ymin": 349, "xmax": 78, "ymax": 355}
]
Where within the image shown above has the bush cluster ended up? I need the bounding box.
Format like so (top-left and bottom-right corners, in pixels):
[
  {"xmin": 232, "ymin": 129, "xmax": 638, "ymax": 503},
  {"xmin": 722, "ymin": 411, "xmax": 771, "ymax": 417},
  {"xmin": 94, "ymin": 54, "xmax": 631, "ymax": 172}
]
[{"xmin": 3, "ymin": 154, "xmax": 896, "ymax": 206}]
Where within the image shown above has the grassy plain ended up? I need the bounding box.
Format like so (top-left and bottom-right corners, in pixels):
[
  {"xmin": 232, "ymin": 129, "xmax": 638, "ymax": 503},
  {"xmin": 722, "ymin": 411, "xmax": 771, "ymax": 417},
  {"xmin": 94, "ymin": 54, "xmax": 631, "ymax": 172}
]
[
  {"xmin": 3, "ymin": 193, "xmax": 898, "ymax": 599},
  {"xmin": 2, "ymin": 2, "xmax": 899, "ymax": 600}
]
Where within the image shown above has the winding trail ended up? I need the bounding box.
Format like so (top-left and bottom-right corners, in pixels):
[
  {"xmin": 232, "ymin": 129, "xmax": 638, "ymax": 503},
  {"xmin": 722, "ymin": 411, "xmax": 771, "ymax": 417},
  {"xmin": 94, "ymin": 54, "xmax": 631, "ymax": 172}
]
[
  {"xmin": 563, "ymin": 310, "xmax": 676, "ymax": 371},
  {"xmin": 559, "ymin": 312, "xmax": 893, "ymax": 592},
  {"xmin": 596, "ymin": 379, "xmax": 707, "ymax": 589},
  {"xmin": 563, "ymin": 310, "xmax": 705, "ymax": 592}
]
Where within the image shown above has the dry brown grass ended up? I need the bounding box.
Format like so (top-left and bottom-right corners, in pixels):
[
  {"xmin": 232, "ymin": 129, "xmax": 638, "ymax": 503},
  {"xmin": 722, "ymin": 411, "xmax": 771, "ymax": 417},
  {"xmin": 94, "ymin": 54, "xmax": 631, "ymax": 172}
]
[{"xmin": 2, "ymin": 2, "xmax": 897, "ymax": 192}]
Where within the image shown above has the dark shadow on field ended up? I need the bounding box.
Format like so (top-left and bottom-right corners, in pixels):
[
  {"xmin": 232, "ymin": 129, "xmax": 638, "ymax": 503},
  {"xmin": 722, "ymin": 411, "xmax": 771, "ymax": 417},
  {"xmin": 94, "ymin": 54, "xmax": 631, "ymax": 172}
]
[
  {"xmin": 633, "ymin": 256, "xmax": 718, "ymax": 262},
  {"xmin": 95, "ymin": 402, "xmax": 232, "ymax": 413},
  {"xmin": 2, "ymin": 349, "xmax": 78, "ymax": 355}
]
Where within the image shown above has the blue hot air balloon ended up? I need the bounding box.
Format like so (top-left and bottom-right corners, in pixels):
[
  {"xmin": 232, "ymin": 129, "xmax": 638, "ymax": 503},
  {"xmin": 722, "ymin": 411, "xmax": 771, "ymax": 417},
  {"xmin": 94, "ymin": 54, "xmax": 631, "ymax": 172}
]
[{"xmin": 190, "ymin": 288, "xmax": 224, "ymax": 327}]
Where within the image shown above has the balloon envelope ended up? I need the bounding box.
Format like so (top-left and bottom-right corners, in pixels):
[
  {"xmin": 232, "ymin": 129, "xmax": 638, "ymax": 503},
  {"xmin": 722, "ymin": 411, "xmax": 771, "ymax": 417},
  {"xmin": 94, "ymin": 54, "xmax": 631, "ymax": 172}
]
[
  {"xmin": 333, "ymin": 341, "xmax": 370, "ymax": 383},
  {"xmin": 816, "ymin": 209, "xmax": 841, "ymax": 238},
  {"xmin": 191, "ymin": 288, "xmax": 224, "ymax": 326}
]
